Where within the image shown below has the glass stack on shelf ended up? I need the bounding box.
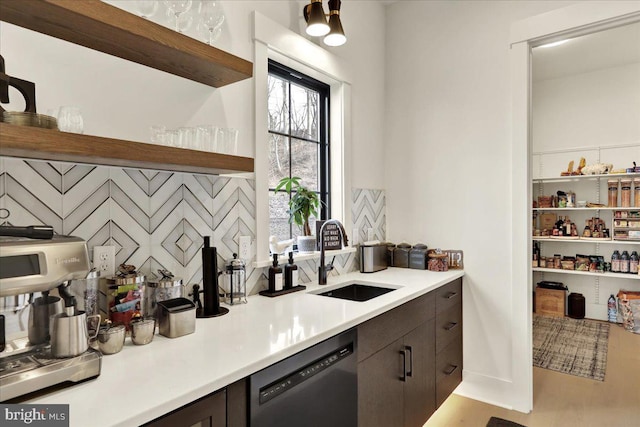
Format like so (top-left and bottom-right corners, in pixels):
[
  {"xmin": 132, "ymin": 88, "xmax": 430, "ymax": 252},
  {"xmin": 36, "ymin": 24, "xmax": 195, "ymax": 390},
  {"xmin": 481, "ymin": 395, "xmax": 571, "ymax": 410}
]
[{"xmin": 532, "ymin": 171, "xmax": 640, "ymax": 281}]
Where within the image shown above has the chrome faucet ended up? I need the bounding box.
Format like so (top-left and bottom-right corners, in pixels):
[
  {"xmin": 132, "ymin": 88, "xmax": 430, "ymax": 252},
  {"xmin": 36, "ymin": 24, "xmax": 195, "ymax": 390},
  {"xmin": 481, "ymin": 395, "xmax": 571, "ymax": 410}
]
[{"xmin": 318, "ymin": 219, "xmax": 349, "ymax": 285}]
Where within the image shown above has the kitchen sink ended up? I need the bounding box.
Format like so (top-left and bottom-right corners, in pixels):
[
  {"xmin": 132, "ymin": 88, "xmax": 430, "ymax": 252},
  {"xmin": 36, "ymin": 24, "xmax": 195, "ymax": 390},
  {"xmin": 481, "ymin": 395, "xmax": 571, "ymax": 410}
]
[{"xmin": 315, "ymin": 283, "xmax": 396, "ymax": 302}]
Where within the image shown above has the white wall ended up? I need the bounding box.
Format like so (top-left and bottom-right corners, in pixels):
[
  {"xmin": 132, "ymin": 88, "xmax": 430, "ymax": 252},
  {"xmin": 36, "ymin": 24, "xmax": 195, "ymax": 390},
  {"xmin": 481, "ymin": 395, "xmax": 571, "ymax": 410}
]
[
  {"xmin": 533, "ymin": 63, "xmax": 640, "ymax": 152},
  {"xmin": 0, "ymin": 0, "xmax": 387, "ymax": 184},
  {"xmin": 384, "ymin": 0, "xmax": 576, "ymax": 410}
]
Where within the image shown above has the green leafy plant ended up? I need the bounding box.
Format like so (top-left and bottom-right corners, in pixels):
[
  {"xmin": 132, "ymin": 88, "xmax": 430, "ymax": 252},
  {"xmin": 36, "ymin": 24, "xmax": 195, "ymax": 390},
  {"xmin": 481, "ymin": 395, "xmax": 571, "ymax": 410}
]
[{"xmin": 274, "ymin": 177, "xmax": 321, "ymax": 236}]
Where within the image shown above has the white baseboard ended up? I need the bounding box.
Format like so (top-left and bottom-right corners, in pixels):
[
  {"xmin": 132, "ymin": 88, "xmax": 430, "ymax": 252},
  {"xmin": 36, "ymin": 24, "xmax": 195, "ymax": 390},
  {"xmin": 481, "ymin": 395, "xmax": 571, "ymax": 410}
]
[{"xmin": 453, "ymin": 370, "xmax": 523, "ymax": 412}]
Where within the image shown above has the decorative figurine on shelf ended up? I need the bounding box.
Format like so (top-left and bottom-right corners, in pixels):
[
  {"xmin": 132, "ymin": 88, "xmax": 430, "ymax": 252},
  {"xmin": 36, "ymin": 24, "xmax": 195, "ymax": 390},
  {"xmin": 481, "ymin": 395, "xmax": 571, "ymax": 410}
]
[
  {"xmin": 269, "ymin": 236, "xmax": 295, "ymax": 255},
  {"xmin": 560, "ymin": 158, "xmax": 586, "ymax": 176}
]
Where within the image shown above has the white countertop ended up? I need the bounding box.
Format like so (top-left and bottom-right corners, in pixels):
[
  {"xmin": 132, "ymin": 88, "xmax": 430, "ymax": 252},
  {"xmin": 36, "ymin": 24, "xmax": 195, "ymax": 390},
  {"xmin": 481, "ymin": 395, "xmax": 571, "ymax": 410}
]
[{"xmin": 23, "ymin": 268, "xmax": 464, "ymax": 426}]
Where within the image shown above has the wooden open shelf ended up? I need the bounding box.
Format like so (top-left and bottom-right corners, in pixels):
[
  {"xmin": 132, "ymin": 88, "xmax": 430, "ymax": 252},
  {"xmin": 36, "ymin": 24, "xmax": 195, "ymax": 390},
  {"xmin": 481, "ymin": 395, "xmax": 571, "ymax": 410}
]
[
  {"xmin": 0, "ymin": 0, "xmax": 252, "ymax": 88},
  {"xmin": 0, "ymin": 123, "xmax": 254, "ymax": 175}
]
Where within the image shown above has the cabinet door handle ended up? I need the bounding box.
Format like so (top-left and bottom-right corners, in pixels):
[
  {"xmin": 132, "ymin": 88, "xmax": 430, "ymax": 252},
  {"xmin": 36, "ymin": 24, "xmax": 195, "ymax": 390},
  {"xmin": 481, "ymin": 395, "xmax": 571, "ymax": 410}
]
[
  {"xmin": 405, "ymin": 345, "xmax": 413, "ymax": 377},
  {"xmin": 444, "ymin": 291, "xmax": 458, "ymax": 299},
  {"xmin": 399, "ymin": 349, "xmax": 407, "ymax": 382},
  {"xmin": 443, "ymin": 364, "xmax": 458, "ymax": 376},
  {"xmin": 444, "ymin": 322, "xmax": 458, "ymax": 331}
]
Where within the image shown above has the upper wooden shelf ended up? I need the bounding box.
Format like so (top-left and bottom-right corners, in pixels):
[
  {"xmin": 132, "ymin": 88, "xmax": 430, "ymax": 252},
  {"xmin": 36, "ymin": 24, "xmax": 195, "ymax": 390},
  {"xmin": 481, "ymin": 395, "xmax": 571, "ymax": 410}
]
[
  {"xmin": 0, "ymin": 0, "xmax": 253, "ymax": 88},
  {"xmin": 0, "ymin": 123, "xmax": 254, "ymax": 175}
]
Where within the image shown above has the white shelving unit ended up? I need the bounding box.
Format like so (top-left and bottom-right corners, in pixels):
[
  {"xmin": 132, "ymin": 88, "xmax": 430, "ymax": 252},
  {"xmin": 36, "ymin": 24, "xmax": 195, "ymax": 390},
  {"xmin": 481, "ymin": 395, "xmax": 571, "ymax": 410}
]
[{"xmin": 531, "ymin": 147, "xmax": 640, "ymax": 320}]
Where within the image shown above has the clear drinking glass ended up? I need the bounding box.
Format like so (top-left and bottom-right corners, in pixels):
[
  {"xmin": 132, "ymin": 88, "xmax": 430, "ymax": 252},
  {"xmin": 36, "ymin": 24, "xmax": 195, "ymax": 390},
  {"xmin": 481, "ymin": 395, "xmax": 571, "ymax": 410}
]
[
  {"xmin": 163, "ymin": 0, "xmax": 192, "ymax": 32},
  {"xmin": 136, "ymin": 0, "xmax": 158, "ymax": 19},
  {"xmin": 196, "ymin": 1, "xmax": 225, "ymax": 45},
  {"xmin": 194, "ymin": 126, "xmax": 211, "ymax": 151},
  {"xmin": 178, "ymin": 127, "xmax": 195, "ymax": 149},
  {"xmin": 150, "ymin": 125, "xmax": 166, "ymax": 145},
  {"xmin": 165, "ymin": 129, "xmax": 179, "ymax": 147},
  {"xmin": 57, "ymin": 106, "xmax": 84, "ymax": 134}
]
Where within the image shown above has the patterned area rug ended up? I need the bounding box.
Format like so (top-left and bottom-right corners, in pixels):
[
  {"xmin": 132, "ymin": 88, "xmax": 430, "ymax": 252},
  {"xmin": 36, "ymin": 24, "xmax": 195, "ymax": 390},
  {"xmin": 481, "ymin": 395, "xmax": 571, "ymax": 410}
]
[{"xmin": 533, "ymin": 314, "xmax": 609, "ymax": 381}]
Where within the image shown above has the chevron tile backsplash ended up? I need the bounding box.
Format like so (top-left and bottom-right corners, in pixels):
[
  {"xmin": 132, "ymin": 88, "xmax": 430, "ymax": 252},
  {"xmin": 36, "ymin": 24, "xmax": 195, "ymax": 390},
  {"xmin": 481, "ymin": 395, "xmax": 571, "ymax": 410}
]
[
  {"xmin": 352, "ymin": 188, "xmax": 386, "ymax": 243},
  {"xmin": 0, "ymin": 157, "xmax": 385, "ymax": 296}
]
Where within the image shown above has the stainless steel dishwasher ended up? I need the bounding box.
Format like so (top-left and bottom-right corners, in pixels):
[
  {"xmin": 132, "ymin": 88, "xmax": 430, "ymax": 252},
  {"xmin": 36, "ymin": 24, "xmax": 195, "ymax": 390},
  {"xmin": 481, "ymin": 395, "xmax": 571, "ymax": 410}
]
[{"xmin": 249, "ymin": 328, "xmax": 357, "ymax": 427}]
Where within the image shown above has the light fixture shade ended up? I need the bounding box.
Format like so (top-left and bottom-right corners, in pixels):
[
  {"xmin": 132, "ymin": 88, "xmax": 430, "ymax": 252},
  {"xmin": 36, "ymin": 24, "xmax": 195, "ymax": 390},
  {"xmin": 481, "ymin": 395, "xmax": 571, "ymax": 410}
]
[
  {"xmin": 324, "ymin": 13, "xmax": 346, "ymax": 46},
  {"xmin": 323, "ymin": 0, "xmax": 345, "ymax": 46},
  {"xmin": 305, "ymin": 1, "xmax": 330, "ymax": 37}
]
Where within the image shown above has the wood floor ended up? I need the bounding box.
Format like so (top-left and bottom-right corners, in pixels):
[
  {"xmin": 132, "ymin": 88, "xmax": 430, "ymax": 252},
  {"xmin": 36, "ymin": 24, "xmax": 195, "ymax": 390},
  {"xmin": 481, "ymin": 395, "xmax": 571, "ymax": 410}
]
[{"xmin": 424, "ymin": 323, "xmax": 640, "ymax": 427}]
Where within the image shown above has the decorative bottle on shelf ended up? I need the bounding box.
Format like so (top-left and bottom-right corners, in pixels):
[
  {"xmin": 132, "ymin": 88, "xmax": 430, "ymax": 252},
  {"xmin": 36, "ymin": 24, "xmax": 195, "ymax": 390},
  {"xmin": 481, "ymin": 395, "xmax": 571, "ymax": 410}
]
[
  {"xmin": 630, "ymin": 251, "xmax": 639, "ymax": 274},
  {"xmin": 533, "ymin": 242, "xmax": 539, "ymax": 267},
  {"xmin": 564, "ymin": 218, "xmax": 572, "ymax": 236},
  {"xmin": 607, "ymin": 294, "xmax": 617, "ymax": 323},
  {"xmin": 620, "ymin": 250, "xmax": 630, "ymax": 273},
  {"xmin": 268, "ymin": 254, "xmax": 283, "ymax": 292},
  {"xmin": 611, "ymin": 250, "xmax": 621, "ymax": 273},
  {"xmin": 284, "ymin": 252, "xmax": 298, "ymax": 290}
]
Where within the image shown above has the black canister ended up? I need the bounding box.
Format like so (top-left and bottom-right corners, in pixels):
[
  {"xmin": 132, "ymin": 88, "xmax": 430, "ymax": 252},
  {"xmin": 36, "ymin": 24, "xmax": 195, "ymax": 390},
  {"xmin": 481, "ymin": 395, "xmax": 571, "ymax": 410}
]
[
  {"xmin": 409, "ymin": 244, "xmax": 428, "ymax": 269},
  {"xmin": 393, "ymin": 243, "xmax": 411, "ymax": 268},
  {"xmin": 386, "ymin": 243, "xmax": 396, "ymax": 267},
  {"xmin": 568, "ymin": 293, "xmax": 585, "ymax": 319}
]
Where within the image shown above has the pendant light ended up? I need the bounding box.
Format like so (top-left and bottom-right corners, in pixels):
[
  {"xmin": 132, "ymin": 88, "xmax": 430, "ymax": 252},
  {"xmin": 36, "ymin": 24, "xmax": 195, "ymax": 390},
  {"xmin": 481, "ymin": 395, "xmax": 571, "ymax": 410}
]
[
  {"xmin": 323, "ymin": 0, "xmax": 346, "ymax": 46},
  {"xmin": 303, "ymin": 0, "xmax": 347, "ymax": 46},
  {"xmin": 303, "ymin": 0, "xmax": 330, "ymax": 37}
]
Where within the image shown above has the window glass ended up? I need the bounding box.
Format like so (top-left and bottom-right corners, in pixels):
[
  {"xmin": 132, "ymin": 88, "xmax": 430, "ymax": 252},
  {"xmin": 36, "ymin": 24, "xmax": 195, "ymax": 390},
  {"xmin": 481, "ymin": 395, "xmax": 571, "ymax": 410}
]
[{"xmin": 268, "ymin": 61, "xmax": 330, "ymax": 241}]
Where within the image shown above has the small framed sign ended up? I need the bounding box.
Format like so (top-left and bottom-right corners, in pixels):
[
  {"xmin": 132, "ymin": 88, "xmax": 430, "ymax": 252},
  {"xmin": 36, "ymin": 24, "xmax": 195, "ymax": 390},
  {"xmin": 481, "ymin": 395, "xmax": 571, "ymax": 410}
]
[
  {"xmin": 315, "ymin": 220, "xmax": 343, "ymax": 251},
  {"xmin": 445, "ymin": 250, "xmax": 464, "ymax": 269}
]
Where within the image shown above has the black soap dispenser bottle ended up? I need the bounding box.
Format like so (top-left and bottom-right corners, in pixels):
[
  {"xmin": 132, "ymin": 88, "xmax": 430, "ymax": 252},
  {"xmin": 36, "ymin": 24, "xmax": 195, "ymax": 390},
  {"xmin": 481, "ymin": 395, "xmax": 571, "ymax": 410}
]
[
  {"xmin": 284, "ymin": 252, "xmax": 298, "ymax": 290},
  {"xmin": 268, "ymin": 254, "xmax": 283, "ymax": 293}
]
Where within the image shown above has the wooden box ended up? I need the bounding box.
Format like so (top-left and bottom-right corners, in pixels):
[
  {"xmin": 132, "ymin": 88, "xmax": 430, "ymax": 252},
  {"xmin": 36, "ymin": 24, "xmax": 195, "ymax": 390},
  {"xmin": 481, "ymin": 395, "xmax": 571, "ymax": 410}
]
[
  {"xmin": 535, "ymin": 287, "xmax": 566, "ymax": 317},
  {"xmin": 539, "ymin": 213, "xmax": 557, "ymax": 232}
]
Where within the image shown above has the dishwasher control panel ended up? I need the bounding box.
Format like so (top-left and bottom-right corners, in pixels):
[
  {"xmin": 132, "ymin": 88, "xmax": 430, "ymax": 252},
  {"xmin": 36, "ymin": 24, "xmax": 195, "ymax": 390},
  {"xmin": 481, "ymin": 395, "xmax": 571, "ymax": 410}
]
[{"xmin": 259, "ymin": 343, "xmax": 353, "ymax": 404}]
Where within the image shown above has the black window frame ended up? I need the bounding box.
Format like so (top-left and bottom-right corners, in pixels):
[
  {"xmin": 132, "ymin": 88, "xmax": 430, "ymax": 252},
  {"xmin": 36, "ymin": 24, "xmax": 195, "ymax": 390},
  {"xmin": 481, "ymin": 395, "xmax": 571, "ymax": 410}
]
[{"xmin": 268, "ymin": 60, "xmax": 331, "ymax": 239}]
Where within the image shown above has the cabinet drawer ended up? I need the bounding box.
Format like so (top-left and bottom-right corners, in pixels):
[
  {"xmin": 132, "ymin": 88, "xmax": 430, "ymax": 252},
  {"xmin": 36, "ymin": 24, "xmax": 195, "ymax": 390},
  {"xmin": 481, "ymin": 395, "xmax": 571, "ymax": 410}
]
[
  {"xmin": 435, "ymin": 278, "xmax": 462, "ymax": 315},
  {"xmin": 436, "ymin": 303, "xmax": 462, "ymax": 353},
  {"xmin": 358, "ymin": 292, "xmax": 435, "ymax": 362},
  {"xmin": 435, "ymin": 337, "xmax": 462, "ymax": 408}
]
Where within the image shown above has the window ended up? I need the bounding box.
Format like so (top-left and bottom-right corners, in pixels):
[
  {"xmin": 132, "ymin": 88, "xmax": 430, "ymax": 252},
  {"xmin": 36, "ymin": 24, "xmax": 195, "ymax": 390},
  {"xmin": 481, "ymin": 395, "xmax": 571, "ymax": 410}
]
[{"xmin": 267, "ymin": 60, "xmax": 330, "ymax": 242}]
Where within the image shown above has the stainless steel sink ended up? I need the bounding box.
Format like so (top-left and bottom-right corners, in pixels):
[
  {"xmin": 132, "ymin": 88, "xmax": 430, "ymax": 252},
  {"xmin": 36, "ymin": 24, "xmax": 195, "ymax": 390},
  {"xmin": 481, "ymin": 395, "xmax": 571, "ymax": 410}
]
[{"xmin": 315, "ymin": 283, "xmax": 396, "ymax": 302}]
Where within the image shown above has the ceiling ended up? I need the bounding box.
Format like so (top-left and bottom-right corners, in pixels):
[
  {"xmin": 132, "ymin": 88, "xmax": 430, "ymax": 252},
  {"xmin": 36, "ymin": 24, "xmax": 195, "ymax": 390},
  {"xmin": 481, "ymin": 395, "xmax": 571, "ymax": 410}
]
[{"xmin": 533, "ymin": 21, "xmax": 640, "ymax": 82}]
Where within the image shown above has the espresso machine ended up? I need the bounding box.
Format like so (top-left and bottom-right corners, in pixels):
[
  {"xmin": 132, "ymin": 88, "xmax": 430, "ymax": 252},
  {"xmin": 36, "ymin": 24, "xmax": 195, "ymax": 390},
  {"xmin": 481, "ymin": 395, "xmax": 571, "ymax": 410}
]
[{"xmin": 0, "ymin": 226, "xmax": 102, "ymax": 401}]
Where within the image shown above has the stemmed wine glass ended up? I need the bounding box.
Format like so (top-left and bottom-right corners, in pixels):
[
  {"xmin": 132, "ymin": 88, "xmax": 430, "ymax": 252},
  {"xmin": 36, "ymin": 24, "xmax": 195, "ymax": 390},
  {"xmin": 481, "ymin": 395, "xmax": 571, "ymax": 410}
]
[
  {"xmin": 136, "ymin": 0, "xmax": 158, "ymax": 19},
  {"xmin": 163, "ymin": 0, "xmax": 192, "ymax": 32},
  {"xmin": 197, "ymin": 1, "xmax": 225, "ymax": 45}
]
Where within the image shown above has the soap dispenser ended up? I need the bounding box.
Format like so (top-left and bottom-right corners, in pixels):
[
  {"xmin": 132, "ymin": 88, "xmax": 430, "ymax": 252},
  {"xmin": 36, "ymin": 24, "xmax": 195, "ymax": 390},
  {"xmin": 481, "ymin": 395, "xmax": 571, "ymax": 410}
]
[
  {"xmin": 268, "ymin": 254, "xmax": 283, "ymax": 292},
  {"xmin": 284, "ymin": 252, "xmax": 298, "ymax": 290}
]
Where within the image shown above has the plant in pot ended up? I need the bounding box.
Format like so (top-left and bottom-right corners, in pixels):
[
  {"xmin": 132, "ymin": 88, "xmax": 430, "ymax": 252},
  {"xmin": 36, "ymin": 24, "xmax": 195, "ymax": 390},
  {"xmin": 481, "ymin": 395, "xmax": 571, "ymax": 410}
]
[{"xmin": 274, "ymin": 177, "xmax": 321, "ymax": 253}]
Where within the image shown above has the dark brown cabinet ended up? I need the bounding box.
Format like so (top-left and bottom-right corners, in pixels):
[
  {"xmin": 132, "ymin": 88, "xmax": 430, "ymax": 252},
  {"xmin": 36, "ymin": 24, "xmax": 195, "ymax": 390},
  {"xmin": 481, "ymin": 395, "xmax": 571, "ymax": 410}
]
[
  {"xmin": 143, "ymin": 389, "xmax": 225, "ymax": 427},
  {"xmin": 402, "ymin": 319, "xmax": 437, "ymax": 427},
  {"xmin": 434, "ymin": 279, "xmax": 463, "ymax": 408},
  {"xmin": 143, "ymin": 379, "xmax": 247, "ymax": 427},
  {"xmin": 357, "ymin": 278, "xmax": 463, "ymax": 427}
]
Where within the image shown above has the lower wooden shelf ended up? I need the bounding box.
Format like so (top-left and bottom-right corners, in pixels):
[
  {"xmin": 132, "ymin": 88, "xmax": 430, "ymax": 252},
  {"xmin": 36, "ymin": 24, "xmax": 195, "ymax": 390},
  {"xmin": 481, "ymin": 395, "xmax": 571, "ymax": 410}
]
[{"xmin": 0, "ymin": 122, "xmax": 254, "ymax": 175}]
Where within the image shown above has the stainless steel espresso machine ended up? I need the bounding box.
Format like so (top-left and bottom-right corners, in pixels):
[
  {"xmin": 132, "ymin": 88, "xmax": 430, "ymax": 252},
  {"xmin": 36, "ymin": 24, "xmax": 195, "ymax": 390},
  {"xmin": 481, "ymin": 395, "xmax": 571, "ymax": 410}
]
[{"xmin": 0, "ymin": 226, "xmax": 102, "ymax": 401}]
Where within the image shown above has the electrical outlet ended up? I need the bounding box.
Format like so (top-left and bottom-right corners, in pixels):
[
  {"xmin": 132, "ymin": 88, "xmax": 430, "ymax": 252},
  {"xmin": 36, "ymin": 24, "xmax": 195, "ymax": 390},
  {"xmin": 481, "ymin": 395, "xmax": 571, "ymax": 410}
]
[
  {"xmin": 352, "ymin": 228, "xmax": 359, "ymax": 245},
  {"xmin": 367, "ymin": 228, "xmax": 374, "ymax": 241},
  {"xmin": 239, "ymin": 236, "xmax": 251, "ymax": 260},
  {"xmin": 93, "ymin": 246, "xmax": 116, "ymax": 276}
]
